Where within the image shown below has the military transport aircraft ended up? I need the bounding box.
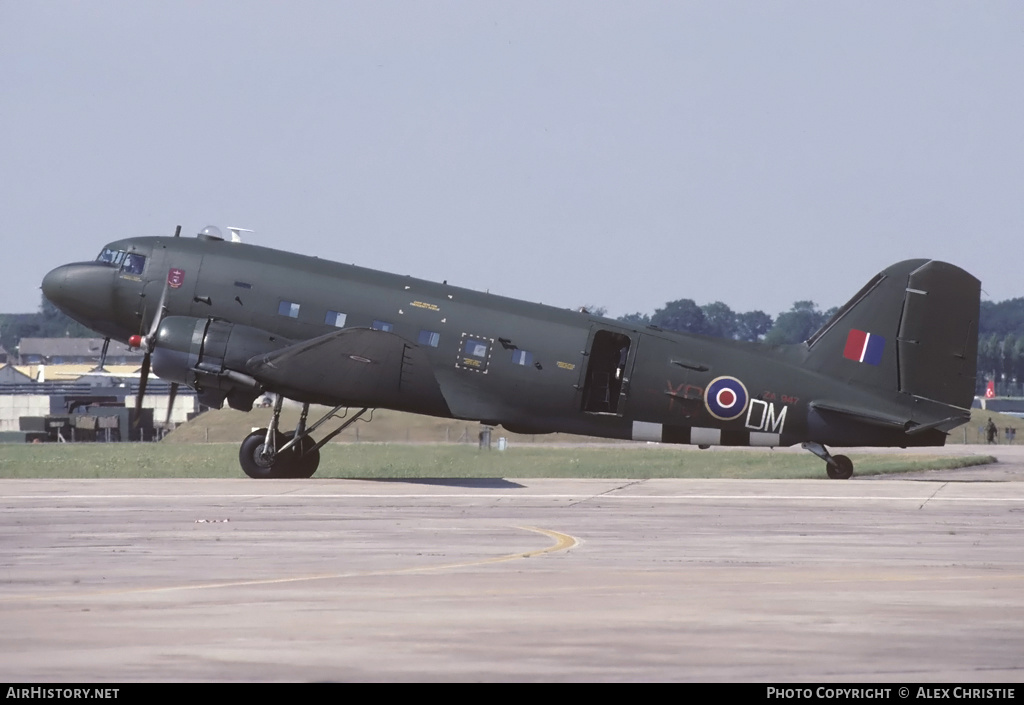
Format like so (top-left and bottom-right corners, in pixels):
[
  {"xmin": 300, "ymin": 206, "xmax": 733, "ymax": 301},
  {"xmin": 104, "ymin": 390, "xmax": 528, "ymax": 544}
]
[{"xmin": 41, "ymin": 225, "xmax": 980, "ymax": 480}]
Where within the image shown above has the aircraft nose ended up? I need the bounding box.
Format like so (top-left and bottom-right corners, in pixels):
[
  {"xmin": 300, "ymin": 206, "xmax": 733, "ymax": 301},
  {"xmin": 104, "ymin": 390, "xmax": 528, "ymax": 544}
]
[
  {"xmin": 41, "ymin": 265, "xmax": 69, "ymax": 304},
  {"xmin": 41, "ymin": 262, "xmax": 116, "ymax": 328}
]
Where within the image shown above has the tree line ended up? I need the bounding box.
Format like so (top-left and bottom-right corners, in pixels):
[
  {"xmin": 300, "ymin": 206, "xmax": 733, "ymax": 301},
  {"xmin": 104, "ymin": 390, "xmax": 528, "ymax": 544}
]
[
  {"xmin": 0, "ymin": 298, "xmax": 92, "ymax": 354},
  {"xmin": 615, "ymin": 299, "xmax": 835, "ymax": 345},
  {"xmin": 978, "ymin": 299, "xmax": 1024, "ymax": 395}
]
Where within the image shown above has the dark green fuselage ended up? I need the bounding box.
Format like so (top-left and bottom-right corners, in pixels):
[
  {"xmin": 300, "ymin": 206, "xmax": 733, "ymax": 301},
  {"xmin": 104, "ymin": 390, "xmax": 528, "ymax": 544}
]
[{"xmin": 42, "ymin": 233, "xmax": 980, "ymax": 451}]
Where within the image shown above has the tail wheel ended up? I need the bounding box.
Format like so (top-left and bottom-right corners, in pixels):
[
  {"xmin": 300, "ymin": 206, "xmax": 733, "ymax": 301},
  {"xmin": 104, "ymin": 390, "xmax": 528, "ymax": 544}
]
[{"xmin": 826, "ymin": 454, "xmax": 854, "ymax": 480}]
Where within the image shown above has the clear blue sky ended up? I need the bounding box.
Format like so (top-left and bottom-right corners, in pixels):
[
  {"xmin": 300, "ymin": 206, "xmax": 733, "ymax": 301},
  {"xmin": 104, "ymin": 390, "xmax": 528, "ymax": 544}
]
[{"xmin": 3, "ymin": 2, "xmax": 1021, "ymax": 319}]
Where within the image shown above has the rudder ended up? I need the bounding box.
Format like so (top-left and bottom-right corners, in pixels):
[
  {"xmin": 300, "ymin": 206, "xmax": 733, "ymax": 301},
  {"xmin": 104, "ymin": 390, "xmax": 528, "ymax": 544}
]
[{"xmin": 897, "ymin": 261, "xmax": 980, "ymax": 409}]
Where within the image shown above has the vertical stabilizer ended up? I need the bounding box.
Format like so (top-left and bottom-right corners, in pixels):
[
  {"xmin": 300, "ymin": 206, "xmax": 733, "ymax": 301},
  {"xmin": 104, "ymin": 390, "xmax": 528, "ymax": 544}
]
[{"xmin": 802, "ymin": 259, "xmax": 979, "ymax": 410}]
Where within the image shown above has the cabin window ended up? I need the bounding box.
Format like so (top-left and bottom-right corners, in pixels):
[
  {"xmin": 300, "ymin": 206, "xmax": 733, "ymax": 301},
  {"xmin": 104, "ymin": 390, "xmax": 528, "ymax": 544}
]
[
  {"xmin": 418, "ymin": 330, "xmax": 440, "ymax": 347},
  {"xmin": 457, "ymin": 334, "xmax": 493, "ymax": 373},
  {"xmin": 372, "ymin": 320, "xmax": 393, "ymax": 332},
  {"xmin": 278, "ymin": 301, "xmax": 300, "ymax": 318},
  {"xmin": 234, "ymin": 281, "xmax": 252, "ymax": 289},
  {"xmin": 121, "ymin": 253, "xmax": 146, "ymax": 275},
  {"xmin": 325, "ymin": 310, "xmax": 347, "ymax": 327},
  {"xmin": 511, "ymin": 350, "xmax": 534, "ymax": 366}
]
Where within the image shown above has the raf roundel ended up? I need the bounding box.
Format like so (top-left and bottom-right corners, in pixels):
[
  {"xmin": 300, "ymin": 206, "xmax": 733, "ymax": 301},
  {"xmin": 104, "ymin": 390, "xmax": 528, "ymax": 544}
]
[{"xmin": 704, "ymin": 376, "xmax": 750, "ymax": 421}]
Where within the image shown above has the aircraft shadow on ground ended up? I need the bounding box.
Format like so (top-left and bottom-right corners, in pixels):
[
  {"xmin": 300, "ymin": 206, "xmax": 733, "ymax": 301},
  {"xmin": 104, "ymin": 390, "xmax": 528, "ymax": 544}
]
[{"xmin": 362, "ymin": 478, "xmax": 526, "ymax": 489}]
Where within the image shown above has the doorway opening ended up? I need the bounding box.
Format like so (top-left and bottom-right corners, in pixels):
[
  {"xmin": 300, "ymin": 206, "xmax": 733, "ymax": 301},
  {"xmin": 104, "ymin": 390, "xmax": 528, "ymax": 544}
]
[{"xmin": 581, "ymin": 330, "xmax": 631, "ymax": 414}]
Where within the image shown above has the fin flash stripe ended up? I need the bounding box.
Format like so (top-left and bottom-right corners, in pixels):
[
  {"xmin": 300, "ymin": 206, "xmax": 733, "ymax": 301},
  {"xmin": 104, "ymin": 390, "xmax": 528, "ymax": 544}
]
[{"xmin": 843, "ymin": 329, "xmax": 885, "ymax": 366}]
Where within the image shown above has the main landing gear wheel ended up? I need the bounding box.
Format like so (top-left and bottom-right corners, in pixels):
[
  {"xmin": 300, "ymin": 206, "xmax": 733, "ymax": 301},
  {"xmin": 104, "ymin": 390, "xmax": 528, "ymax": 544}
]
[
  {"xmin": 239, "ymin": 428, "xmax": 288, "ymax": 479},
  {"xmin": 235, "ymin": 397, "xmax": 370, "ymax": 479},
  {"xmin": 826, "ymin": 454, "xmax": 854, "ymax": 480},
  {"xmin": 282, "ymin": 431, "xmax": 320, "ymax": 479}
]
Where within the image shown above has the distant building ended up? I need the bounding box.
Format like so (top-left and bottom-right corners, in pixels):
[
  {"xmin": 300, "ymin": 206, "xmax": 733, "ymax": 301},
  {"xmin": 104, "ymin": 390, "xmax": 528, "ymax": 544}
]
[
  {"xmin": 0, "ymin": 364, "xmax": 33, "ymax": 385},
  {"xmin": 0, "ymin": 380, "xmax": 197, "ymax": 433},
  {"xmin": 12, "ymin": 364, "xmax": 142, "ymax": 384},
  {"xmin": 16, "ymin": 338, "xmax": 143, "ymax": 365},
  {"xmin": 0, "ymin": 341, "xmax": 195, "ymax": 436}
]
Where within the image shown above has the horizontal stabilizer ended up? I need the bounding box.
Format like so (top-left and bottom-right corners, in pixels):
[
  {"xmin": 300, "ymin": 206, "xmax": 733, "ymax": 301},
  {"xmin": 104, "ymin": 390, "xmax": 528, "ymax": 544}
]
[
  {"xmin": 809, "ymin": 400, "xmax": 910, "ymax": 430},
  {"xmin": 809, "ymin": 399, "xmax": 970, "ymax": 435}
]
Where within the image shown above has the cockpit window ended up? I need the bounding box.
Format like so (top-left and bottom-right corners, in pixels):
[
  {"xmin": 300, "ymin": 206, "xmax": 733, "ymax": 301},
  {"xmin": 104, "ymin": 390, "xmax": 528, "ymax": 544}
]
[
  {"xmin": 96, "ymin": 248, "xmax": 147, "ymax": 275},
  {"xmin": 96, "ymin": 248, "xmax": 126, "ymax": 266},
  {"xmin": 121, "ymin": 253, "xmax": 146, "ymax": 275}
]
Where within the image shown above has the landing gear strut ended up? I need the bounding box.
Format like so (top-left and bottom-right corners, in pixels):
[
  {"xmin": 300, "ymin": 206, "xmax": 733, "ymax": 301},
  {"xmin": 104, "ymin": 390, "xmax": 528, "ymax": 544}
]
[
  {"xmin": 801, "ymin": 442, "xmax": 854, "ymax": 480},
  {"xmin": 237, "ymin": 396, "xmax": 370, "ymax": 479}
]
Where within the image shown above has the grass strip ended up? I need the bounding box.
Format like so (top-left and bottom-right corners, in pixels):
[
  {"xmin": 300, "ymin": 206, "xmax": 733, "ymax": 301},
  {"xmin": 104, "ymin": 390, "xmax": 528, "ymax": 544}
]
[{"xmin": 0, "ymin": 443, "xmax": 996, "ymax": 479}]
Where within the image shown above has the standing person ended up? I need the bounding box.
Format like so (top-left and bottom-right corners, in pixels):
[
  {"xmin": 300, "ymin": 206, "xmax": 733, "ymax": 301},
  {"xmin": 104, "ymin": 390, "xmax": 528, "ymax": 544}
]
[{"xmin": 986, "ymin": 417, "xmax": 998, "ymax": 444}]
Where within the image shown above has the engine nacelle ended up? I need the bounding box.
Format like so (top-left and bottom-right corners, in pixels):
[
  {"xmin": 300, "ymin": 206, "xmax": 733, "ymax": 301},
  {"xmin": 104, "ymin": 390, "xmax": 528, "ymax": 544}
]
[{"xmin": 151, "ymin": 316, "xmax": 291, "ymax": 410}]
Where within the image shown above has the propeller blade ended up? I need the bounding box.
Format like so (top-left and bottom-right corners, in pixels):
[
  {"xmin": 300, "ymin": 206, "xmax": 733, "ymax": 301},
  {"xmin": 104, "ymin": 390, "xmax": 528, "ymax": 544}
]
[
  {"xmin": 133, "ymin": 352, "xmax": 151, "ymax": 429},
  {"xmin": 132, "ymin": 274, "xmax": 171, "ymax": 433},
  {"xmin": 145, "ymin": 279, "xmax": 170, "ymax": 346},
  {"xmin": 165, "ymin": 382, "xmax": 178, "ymax": 426}
]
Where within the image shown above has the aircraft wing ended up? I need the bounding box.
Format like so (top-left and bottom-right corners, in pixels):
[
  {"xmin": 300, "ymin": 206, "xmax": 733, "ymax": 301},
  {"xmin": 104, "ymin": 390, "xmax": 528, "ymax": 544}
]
[{"xmin": 245, "ymin": 327, "xmax": 449, "ymax": 413}]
